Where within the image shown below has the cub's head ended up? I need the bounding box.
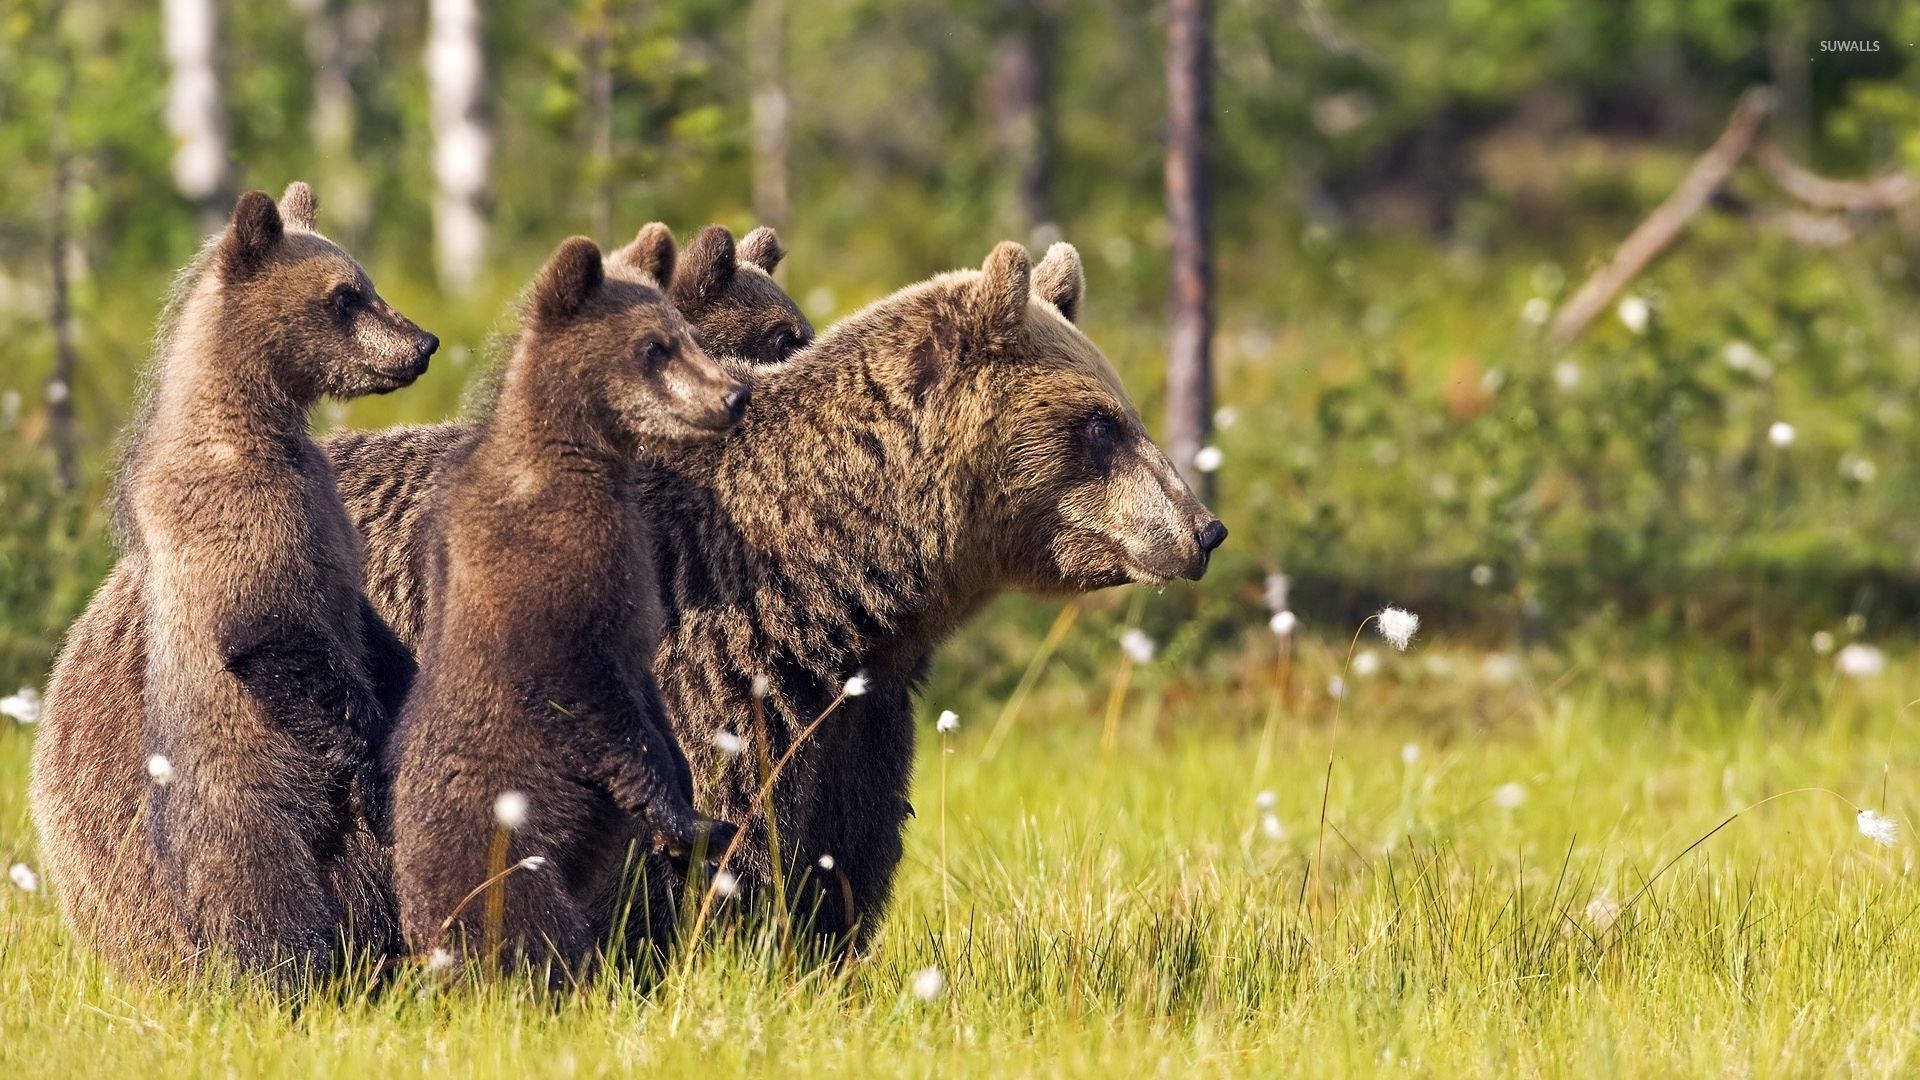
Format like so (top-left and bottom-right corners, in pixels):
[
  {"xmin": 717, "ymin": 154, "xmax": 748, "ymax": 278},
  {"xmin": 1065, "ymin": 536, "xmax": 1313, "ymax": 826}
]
[
  {"xmin": 894, "ymin": 241, "xmax": 1225, "ymax": 589},
  {"xmin": 526, "ymin": 236, "xmax": 749, "ymax": 446},
  {"xmin": 214, "ymin": 183, "xmax": 438, "ymax": 401},
  {"xmin": 607, "ymin": 223, "xmax": 813, "ymax": 365}
]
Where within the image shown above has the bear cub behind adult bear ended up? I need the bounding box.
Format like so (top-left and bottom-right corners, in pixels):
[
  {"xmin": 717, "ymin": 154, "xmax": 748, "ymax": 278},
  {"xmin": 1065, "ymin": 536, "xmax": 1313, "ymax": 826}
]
[
  {"xmin": 122, "ymin": 184, "xmax": 436, "ymax": 979},
  {"xmin": 389, "ymin": 237, "xmax": 741, "ymax": 980}
]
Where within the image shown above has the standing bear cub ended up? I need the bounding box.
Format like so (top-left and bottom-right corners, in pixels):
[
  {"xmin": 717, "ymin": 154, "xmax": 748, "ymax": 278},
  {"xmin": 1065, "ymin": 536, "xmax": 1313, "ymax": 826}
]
[
  {"xmin": 389, "ymin": 237, "xmax": 740, "ymax": 980},
  {"xmin": 39, "ymin": 183, "xmax": 436, "ymax": 981}
]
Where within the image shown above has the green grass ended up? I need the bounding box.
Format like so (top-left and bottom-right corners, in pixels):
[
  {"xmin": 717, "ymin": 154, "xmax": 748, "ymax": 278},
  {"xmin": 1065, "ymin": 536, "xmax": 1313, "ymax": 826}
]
[{"xmin": 3, "ymin": 630, "xmax": 1919, "ymax": 1076}]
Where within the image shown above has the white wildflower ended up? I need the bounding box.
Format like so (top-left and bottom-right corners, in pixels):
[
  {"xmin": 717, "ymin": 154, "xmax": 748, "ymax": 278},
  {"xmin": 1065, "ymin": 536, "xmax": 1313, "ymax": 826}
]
[
  {"xmin": 1492, "ymin": 782, "xmax": 1526, "ymax": 810},
  {"xmin": 1553, "ymin": 361, "xmax": 1582, "ymax": 390},
  {"xmin": 1836, "ymin": 643, "xmax": 1887, "ymax": 679},
  {"xmin": 1254, "ymin": 789, "xmax": 1277, "ymax": 811},
  {"xmin": 1214, "ymin": 405, "xmax": 1240, "ymax": 429},
  {"xmin": 911, "ymin": 966, "xmax": 945, "ymax": 1001},
  {"xmin": 518, "ymin": 855, "xmax": 549, "ymax": 871},
  {"xmin": 1520, "ymin": 297, "xmax": 1551, "ymax": 326},
  {"xmin": 493, "ymin": 790, "xmax": 530, "ymax": 830},
  {"xmin": 1268, "ymin": 610, "xmax": 1298, "ymax": 637},
  {"xmin": 1584, "ymin": 894, "xmax": 1621, "ymax": 933},
  {"xmin": 9, "ymin": 863, "xmax": 36, "ymax": 893},
  {"xmin": 1192, "ymin": 445, "xmax": 1224, "ymax": 473},
  {"xmin": 1811, "ymin": 631, "xmax": 1836, "ymax": 656},
  {"xmin": 1375, "ymin": 607, "xmax": 1419, "ymax": 651},
  {"xmin": 1351, "ymin": 649, "xmax": 1381, "ymax": 678},
  {"xmin": 1260, "ymin": 812, "xmax": 1287, "ymax": 841},
  {"xmin": 0, "ymin": 687, "xmax": 42, "ymax": 726},
  {"xmin": 145, "ymin": 754, "xmax": 176, "ymax": 786},
  {"xmin": 712, "ymin": 731, "xmax": 744, "ymax": 759},
  {"xmin": 1858, "ymin": 809, "xmax": 1900, "ymax": 848},
  {"xmin": 1616, "ymin": 295, "xmax": 1650, "ymax": 334},
  {"xmin": 711, "ymin": 870, "xmax": 739, "ymax": 898},
  {"xmin": 1767, "ymin": 421, "xmax": 1796, "ymax": 448},
  {"xmin": 1327, "ymin": 675, "xmax": 1346, "ymax": 700},
  {"xmin": 1470, "ymin": 564, "xmax": 1494, "ymax": 587},
  {"xmin": 1400, "ymin": 742, "xmax": 1420, "ymax": 766},
  {"xmin": 1264, "ymin": 572, "xmax": 1291, "ymax": 614},
  {"xmin": 1119, "ymin": 628, "xmax": 1156, "ymax": 665},
  {"xmin": 842, "ymin": 672, "xmax": 869, "ymax": 697},
  {"xmin": 818, "ymin": 854, "xmax": 836, "ymax": 871},
  {"xmin": 935, "ymin": 710, "xmax": 959, "ymax": 734}
]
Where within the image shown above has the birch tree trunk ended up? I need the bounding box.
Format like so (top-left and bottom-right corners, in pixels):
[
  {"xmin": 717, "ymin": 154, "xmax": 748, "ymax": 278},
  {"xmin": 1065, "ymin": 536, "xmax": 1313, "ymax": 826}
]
[
  {"xmin": 426, "ymin": 0, "xmax": 491, "ymax": 294},
  {"xmin": 749, "ymin": 0, "xmax": 790, "ymax": 230},
  {"xmin": 162, "ymin": 0, "xmax": 232, "ymax": 227},
  {"xmin": 48, "ymin": 4, "xmax": 78, "ymax": 490},
  {"xmin": 584, "ymin": 1, "xmax": 614, "ymax": 244},
  {"xmin": 988, "ymin": 2, "xmax": 1053, "ymax": 236},
  {"xmin": 1164, "ymin": 0, "xmax": 1213, "ymax": 493},
  {"xmin": 292, "ymin": 0, "xmax": 369, "ymax": 244}
]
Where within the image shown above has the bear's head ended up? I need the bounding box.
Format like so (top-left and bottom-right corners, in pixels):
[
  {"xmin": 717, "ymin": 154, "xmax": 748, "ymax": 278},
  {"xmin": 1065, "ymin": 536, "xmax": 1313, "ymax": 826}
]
[
  {"xmin": 525, "ymin": 235, "xmax": 750, "ymax": 446},
  {"xmin": 894, "ymin": 241, "xmax": 1225, "ymax": 589},
  {"xmin": 608, "ymin": 224, "xmax": 814, "ymax": 366},
  {"xmin": 214, "ymin": 183, "xmax": 439, "ymax": 401}
]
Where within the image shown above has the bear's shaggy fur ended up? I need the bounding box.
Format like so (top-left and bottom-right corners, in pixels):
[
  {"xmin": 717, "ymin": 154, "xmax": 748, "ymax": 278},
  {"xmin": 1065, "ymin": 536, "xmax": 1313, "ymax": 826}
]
[
  {"xmin": 388, "ymin": 238, "xmax": 740, "ymax": 978},
  {"xmin": 29, "ymin": 185, "xmax": 437, "ymax": 979},
  {"xmin": 324, "ymin": 222, "xmax": 809, "ymax": 648}
]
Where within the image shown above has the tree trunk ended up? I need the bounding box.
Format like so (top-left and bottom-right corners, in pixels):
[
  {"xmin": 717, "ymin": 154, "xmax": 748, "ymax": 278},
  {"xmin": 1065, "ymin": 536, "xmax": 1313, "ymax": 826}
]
[
  {"xmin": 292, "ymin": 0, "xmax": 369, "ymax": 245},
  {"xmin": 749, "ymin": 0, "xmax": 790, "ymax": 230},
  {"xmin": 426, "ymin": 0, "xmax": 491, "ymax": 295},
  {"xmin": 48, "ymin": 5, "xmax": 79, "ymax": 490},
  {"xmin": 988, "ymin": 3, "xmax": 1053, "ymax": 236},
  {"xmin": 1164, "ymin": 0, "xmax": 1213, "ymax": 493},
  {"xmin": 584, "ymin": 2, "xmax": 614, "ymax": 244},
  {"xmin": 162, "ymin": 0, "xmax": 232, "ymax": 229}
]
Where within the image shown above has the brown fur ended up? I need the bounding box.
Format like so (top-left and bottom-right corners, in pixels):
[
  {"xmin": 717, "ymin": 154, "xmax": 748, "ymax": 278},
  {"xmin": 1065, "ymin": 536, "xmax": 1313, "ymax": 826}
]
[
  {"xmin": 668, "ymin": 225, "xmax": 813, "ymax": 365},
  {"xmin": 388, "ymin": 238, "xmax": 739, "ymax": 980},
  {"xmin": 29, "ymin": 184, "xmax": 437, "ymax": 981}
]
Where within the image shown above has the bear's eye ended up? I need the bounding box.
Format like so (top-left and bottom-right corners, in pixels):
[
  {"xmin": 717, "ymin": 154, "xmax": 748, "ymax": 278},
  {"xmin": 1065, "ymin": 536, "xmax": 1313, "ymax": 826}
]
[
  {"xmin": 328, "ymin": 284, "xmax": 363, "ymax": 319},
  {"xmin": 1080, "ymin": 413, "xmax": 1122, "ymax": 466},
  {"xmin": 640, "ymin": 339, "xmax": 671, "ymax": 367},
  {"xmin": 770, "ymin": 328, "xmax": 807, "ymax": 358}
]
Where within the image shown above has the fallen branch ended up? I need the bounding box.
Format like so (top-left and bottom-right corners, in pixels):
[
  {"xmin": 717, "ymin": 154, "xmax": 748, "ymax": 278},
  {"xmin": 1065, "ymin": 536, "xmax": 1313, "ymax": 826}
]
[{"xmin": 1753, "ymin": 138, "xmax": 1918, "ymax": 213}]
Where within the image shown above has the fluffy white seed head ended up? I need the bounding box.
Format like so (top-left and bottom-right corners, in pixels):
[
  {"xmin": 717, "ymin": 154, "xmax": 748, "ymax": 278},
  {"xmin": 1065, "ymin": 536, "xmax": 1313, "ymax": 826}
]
[
  {"xmin": 427, "ymin": 947, "xmax": 458, "ymax": 973},
  {"xmin": 1352, "ymin": 649, "xmax": 1381, "ymax": 678},
  {"xmin": 1269, "ymin": 610, "xmax": 1298, "ymax": 637},
  {"xmin": 1492, "ymin": 782, "xmax": 1527, "ymax": 810},
  {"xmin": 911, "ymin": 966, "xmax": 945, "ymax": 1001},
  {"xmin": 1470, "ymin": 564, "xmax": 1494, "ymax": 587},
  {"xmin": 1214, "ymin": 405, "xmax": 1240, "ymax": 429},
  {"xmin": 751, "ymin": 674, "xmax": 772, "ymax": 699},
  {"xmin": 1521, "ymin": 297, "xmax": 1551, "ymax": 326},
  {"xmin": 843, "ymin": 673, "xmax": 869, "ymax": 698},
  {"xmin": 1859, "ymin": 809, "xmax": 1900, "ymax": 847},
  {"xmin": 936, "ymin": 710, "xmax": 959, "ymax": 734},
  {"xmin": 1119, "ymin": 628, "xmax": 1156, "ymax": 665},
  {"xmin": 0, "ymin": 687, "xmax": 41, "ymax": 725},
  {"xmin": 1327, "ymin": 675, "xmax": 1347, "ymax": 700},
  {"xmin": 1811, "ymin": 631, "xmax": 1836, "ymax": 655},
  {"xmin": 9, "ymin": 863, "xmax": 37, "ymax": 893},
  {"xmin": 518, "ymin": 855, "xmax": 549, "ymax": 871},
  {"xmin": 818, "ymin": 853, "xmax": 836, "ymax": 871},
  {"xmin": 1837, "ymin": 643, "xmax": 1887, "ymax": 679},
  {"xmin": 493, "ymin": 790, "xmax": 530, "ymax": 830},
  {"xmin": 1260, "ymin": 812, "xmax": 1287, "ymax": 841},
  {"xmin": 1375, "ymin": 607, "xmax": 1420, "ymax": 651},
  {"xmin": 1193, "ymin": 445, "xmax": 1224, "ymax": 473},
  {"xmin": 712, "ymin": 870, "xmax": 739, "ymax": 898},
  {"xmin": 1401, "ymin": 742, "xmax": 1421, "ymax": 766},
  {"xmin": 712, "ymin": 731, "xmax": 744, "ymax": 759},
  {"xmin": 1767, "ymin": 421, "xmax": 1797, "ymax": 448},
  {"xmin": 1617, "ymin": 295, "xmax": 1650, "ymax": 334},
  {"xmin": 1254, "ymin": 789, "xmax": 1277, "ymax": 811},
  {"xmin": 145, "ymin": 753, "xmax": 176, "ymax": 785},
  {"xmin": 1553, "ymin": 361, "xmax": 1582, "ymax": 390}
]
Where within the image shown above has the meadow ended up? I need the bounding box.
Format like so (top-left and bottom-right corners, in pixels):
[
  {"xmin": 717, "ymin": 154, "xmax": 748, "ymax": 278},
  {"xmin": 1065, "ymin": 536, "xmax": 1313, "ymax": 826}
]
[{"xmin": 4, "ymin": 612, "xmax": 1916, "ymax": 1077}]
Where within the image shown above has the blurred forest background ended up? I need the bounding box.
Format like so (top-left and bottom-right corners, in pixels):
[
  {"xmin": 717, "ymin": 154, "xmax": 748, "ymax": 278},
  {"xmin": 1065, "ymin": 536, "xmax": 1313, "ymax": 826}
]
[{"xmin": 4, "ymin": 0, "xmax": 1920, "ymax": 690}]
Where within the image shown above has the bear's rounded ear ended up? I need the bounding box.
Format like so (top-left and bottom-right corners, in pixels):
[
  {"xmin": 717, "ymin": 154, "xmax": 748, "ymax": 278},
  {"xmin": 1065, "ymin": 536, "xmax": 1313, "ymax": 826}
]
[
  {"xmin": 278, "ymin": 181, "xmax": 318, "ymax": 231},
  {"xmin": 972, "ymin": 241, "xmax": 1031, "ymax": 338},
  {"xmin": 1031, "ymin": 242, "xmax": 1084, "ymax": 323},
  {"xmin": 608, "ymin": 222, "xmax": 676, "ymax": 288},
  {"xmin": 217, "ymin": 191, "xmax": 285, "ymax": 282},
  {"xmin": 532, "ymin": 236, "xmax": 605, "ymax": 324},
  {"xmin": 738, "ymin": 227, "xmax": 786, "ymax": 273},
  {"xmin": 671, "ymin": 225, "xmax": 737, "ymax": 311}
]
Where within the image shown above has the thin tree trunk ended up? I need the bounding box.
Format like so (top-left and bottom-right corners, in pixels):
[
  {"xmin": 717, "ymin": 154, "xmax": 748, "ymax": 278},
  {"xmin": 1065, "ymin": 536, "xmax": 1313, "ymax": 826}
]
[
  {"xmin": 426, "ymin": 0, "xmax": 491, "ymax": 295},
  {"xmin": 1164, "ymin": 0, "xmax": 1213, "ymax": 493},
  {"xmin": 48, "ymin": 5, "xmax": 78, "ymax": 490},
  {"xmin": 988, "ymin": 3, "xmax": 1053, "ymax": 235},
  {"xmin": 162, "ymin": 0, "xmax": 232, "ymax": 228},
  {"xmin": 293, "ymin": 0, "xmax": 369, "ymax": 244},
  {"xmin": 749, "ymin": 0, "xmax": 790, "ymax": 230},
  {"xmin": 585, "ymin": 4, "xmax": 614, "ymax": 243}
]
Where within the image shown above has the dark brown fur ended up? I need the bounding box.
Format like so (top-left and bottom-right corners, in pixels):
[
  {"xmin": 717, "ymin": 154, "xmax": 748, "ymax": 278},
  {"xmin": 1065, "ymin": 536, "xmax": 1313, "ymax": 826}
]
[
  {"xmin": 388, "ymin": 238, "xmax": 740, "ymax": 979},
  {"xmin": 29, "ymin": 185, "xmax": 437, "ymax": 980}
]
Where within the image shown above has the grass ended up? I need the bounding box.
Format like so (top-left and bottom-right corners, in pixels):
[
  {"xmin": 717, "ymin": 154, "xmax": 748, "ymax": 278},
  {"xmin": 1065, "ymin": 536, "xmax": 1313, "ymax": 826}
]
[{"xmin": 2, "ymin": 626, "xmax": 1919, "ymax": 1076}]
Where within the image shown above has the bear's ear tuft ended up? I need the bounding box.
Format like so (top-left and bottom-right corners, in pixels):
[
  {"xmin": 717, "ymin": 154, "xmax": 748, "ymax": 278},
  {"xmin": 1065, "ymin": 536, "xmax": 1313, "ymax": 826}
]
[
  {"xmin": 972, "ymin": 241, "xmax": 1031, "ymax": 337},
  {"xmin": 218, "ymin": 191, "xmax": 285, "ymax": 282},
  {"xmin": 1031, "ymin": 242, "xmax": 1084, "ymax": 323},
  {"xmin": 278, "ymin": 181, "xmax": 318, "ymax": 231},
  {"xmin": 609, "ymin": 222, "xmax": 676, "ymax": 288},
  {"xmin": 671, "ymin": 225, "xmax": 737, "ymax": 310},
  {"xmin": 738, "ymin": 227, "xmax": 786, "ymax": 273},
  {"xmin": 532, "ymin": 236, "xmax": 605, "ymax": 323}
]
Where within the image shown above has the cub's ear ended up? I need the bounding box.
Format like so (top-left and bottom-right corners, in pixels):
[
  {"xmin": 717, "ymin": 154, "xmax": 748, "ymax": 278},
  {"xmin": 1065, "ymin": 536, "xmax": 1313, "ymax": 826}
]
[
  {"xmin": 971, "ymin": 241, "xmax": 1031, "ymax": 339},
  {"xmin": 1031, "ymin": 242, "xmax": 1084, "ymax": 323},
  {"xmin": 218, "ymin": 191, "xmax": 285, "ymax": 282},
  {"xmin": 608, "ymin": 222, "xmax": 676, "ymax": 288},
  {"xmin": 738, "ymin": 227, "xmax": 786, "ymax": 273},
  {"xmin": 279, "ymin": 181, "xmax": 318, "ymax": 231},
  {"xmin": 671, "ymin": 225, "xmax": 737, "ymax": 310},
  {"xmin": 532, "ymin": 236, "xmax": 605, "ymax": 324}
]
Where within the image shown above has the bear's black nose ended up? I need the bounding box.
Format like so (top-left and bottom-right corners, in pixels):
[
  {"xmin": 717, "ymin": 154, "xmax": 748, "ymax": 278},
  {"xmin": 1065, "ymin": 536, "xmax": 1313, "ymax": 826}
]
[
  {"xmin": 1196, "ymin": 519, "xmax": 1228, "ymax": 553},
  {"xmin": 724, "ymin": 385, "xmax": 752, "ymax": 422},
  {"xmin": 417, "ymin": 332, "xmax": 441, "ymax": 362}
]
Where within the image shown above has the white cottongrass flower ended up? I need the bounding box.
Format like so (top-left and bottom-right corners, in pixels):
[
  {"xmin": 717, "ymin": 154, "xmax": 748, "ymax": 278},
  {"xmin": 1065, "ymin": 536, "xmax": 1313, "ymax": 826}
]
[
  {"xmin": 0, "ymin": 687, "xmax": 41, "ymax": 726},
  {"xmin": 1254, "ymin": 789, "xmax": 1277, "ymax": 811},
  {"xmin": 1264, "ymin": 572, "xmax": 1291, "ymax": 614},
  {"xmin": 493, "ymin": 790, "xmax": 530, "ymax": 830},
  {"xmin": 712, "ymin": 731, "xmax": 744, "ymax": 759},
  {"xmin": 1520, "ymin": 297, "xmax": 1552, "ymax": 326},
  {"xmin": 1327, "ymin": 676, "xmax": 1347, "ymax": 700},
  {"xmin": 1260, "ymin": 813, "xmax": 1287, "ymax": 841},
  {"xmin": 751, "ymin": 674, "xmax": 772, "ymax": 699},
  {"xmin": 911, "ymin": 966, "xmax": 945, "ymax": 1001},
  {"xmin": 1375, "ymin": 607, "xmax": 1419, "ymax": 651},
  {"xmin": 1193, "ymin": 445, "xmax": 1224, "ymax": 473},
  {"xmin": 1492, "ymin": 782, "xmax": 1527, "ymax": 810},
  {"xmin": 518, "ymin": 856, "xmax": 549, "ymax": 871},
  {"xmin": 818, "ymin": 853, "xmax": 836, "ymax": 871},
  {"xmin": 1400, "ymin": 742, "xmax": 1421, "ymax": 766},
  {"xmin": 842, "ymin": 673, "xmax": 869, "ymax": 697},
  {"xmin": 1482, "ymin": 654, "xmax": 1522, "ymax": 684},
  {"xmin": 1617, "ymin": 295, "xmax": 1650, "ymax": 334},
  {"xmin": 145, "ymin": 754, "xmax": 176, "ymax": 786},
  {"xmin": 1767, "ymin": 421, "xmax": 1797, "ymax": 448},
  {"xmin": 1723, "ymin": 340, "xmax": 1766, "ymax": 374},
  {"xmin": 1470, "ymin": 564, "xmax": 1494, "ymax": 587},
  {"xmin": 9, "ymin": 863, "xmax": 37, "ymax": 893},
  {"xmin": 1842, "ymin": 455, "xmax": 1878, "ymax": 484},
  {"xmin": 1811, "ymin": 631, "xmax": 1836, "ymax": 655},
  {"xmin": 1858, "ymin": 809, "xmax": 1900, "ymax": 848},
  {"xmin": 1119, "ymin": 628, "xmax": 1156, "ymax": 665},
  {"xmin": 1553, "ymin": 361, "xmax": 1582, "ymax": 390},
  {"xmin": 1585, "ymin": 894, "xmax": 1621, "ymax": 933},
  {"xmin": 1351, "ymin": 649, "xmax": 1381, "ymax": 678},
  {"xmin": 1836, "ymin": 643, "xmax": 1887, "ymax": 679},
  {"xmin": 935, "ymin": 710, "xmax": 959, "ymax": 734},
  {"xmin": 1214, "ymin": 405, "xmax": 1240, "ymax": 429},
  {"xmin": 1268, "ymin": 610, "xmax": 1298, "ymax": 637},
  {"xmin": 427, "ymin": 947, "xmax": 458, "ymax": 973},
  {"xmin": 711, "ymin": 870, "xmax": 739, "ymax": 898}
]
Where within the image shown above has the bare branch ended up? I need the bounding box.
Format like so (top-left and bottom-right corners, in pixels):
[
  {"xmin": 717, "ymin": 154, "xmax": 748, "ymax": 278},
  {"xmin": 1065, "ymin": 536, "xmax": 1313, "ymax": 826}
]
[{"xmin": 1754, "ymin": 139, "xmax": 1918, "ymax": 213}]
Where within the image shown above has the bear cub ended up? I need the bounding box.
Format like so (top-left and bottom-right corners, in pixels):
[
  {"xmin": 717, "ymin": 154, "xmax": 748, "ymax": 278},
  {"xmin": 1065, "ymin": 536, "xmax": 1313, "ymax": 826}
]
[
  {"xmin": 389, "ymin": 237, "xmax": 741, "ymax": 980},
  {"xmin": 126, "ymin": 184, "xmax": 437, "ymax": 979}
]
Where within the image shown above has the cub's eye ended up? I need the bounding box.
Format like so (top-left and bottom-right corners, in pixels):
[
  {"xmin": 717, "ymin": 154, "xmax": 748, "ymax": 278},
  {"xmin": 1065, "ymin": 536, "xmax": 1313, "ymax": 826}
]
[
  {"xmin": 771, "ymin": 328, "xmax": 807, "ymax": 357},
  {"xmin": 640, "ymin": 339, "xmax": 671, "ymax": 366},
  {"xmin": 328, "ymin": 284, "xmax": 362, "ymax": 318},
  {"xmin": 1081, "ymin": 414, "xmax": 1119, "ymax": 447}
]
